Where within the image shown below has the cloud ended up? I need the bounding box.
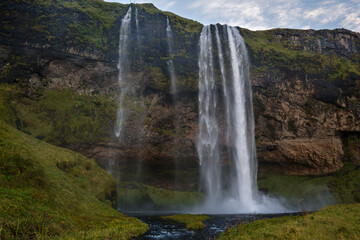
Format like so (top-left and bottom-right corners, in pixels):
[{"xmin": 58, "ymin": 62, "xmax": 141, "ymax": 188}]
[
  {"xmin": 189, "ymin": 0, "xmax": 360, "ymax": 32},
  {"xmin": 342, "ymin": 12, "xmax": 360, "ymax": 32},
  {"xmin": 163, "ymin": 1, "xmax": 175, "ymax": 9},
  {"xmin": 105, "ymin": 0, "xmax": 360, "ymax": 32},
  {"xmin": 189, "ymin": 0, "xmax": 304, "ymax": 30}
]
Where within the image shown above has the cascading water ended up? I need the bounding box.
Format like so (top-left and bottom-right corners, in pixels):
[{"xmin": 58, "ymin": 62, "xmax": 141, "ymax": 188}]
[
  {"xmin": 135, "ymin": 8, "xmax": 139, "ymax": 30},
  {"xmin": 197, "ymin": 25, "xmax": 286, "ymax": 213},
  {"xmin": 114, "ymin": 7, "xmax": 133, "ymax": 139},
  {"xmin": 226, "ymin": 25, "xmax": 257, "ymax": 208},
  {"xmin": 197, "ymin": 25, "xmax": 222, "ymax": 204},
  {"xmin": 166, "ymin": 17, "xmax": 177, "ymax": 95},
  {"xmin": 214, "ymin": 25, "xmax": 231, "ymax": 142}
]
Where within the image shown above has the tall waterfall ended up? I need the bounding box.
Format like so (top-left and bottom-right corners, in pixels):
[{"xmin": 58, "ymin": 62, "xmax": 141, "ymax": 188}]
[
  {"xmin": 197, "ymin": 25, "xmax": 285, "ymax": 213},
  {"xmin": 198, "ymin": 25, "xmax": 221, "ymax": 203},
  {"xmin": 166, "ymin": 17, "xmax": 177, "ymax": 95},
  {"xmin": 114, "ymin": 7, "xmax": 133, "ymax": 138}
]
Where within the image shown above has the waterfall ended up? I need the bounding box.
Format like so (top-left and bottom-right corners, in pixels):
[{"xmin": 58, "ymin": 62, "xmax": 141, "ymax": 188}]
[
  {"xmin": 226, "ymin": 25, "xmax": 257, "ymax": 207},
  {"xmin": 214, "ymin": 25, "xmax": 231, "ymax": 142},
  {"xmin": 197, "ymin": 25, "xmax": 285, "ymax": 213},
  {"xmin": 114, "ymin": 7, "xmax": 133, "ymax": 139},
  {"xmin": 135, "ymin": 8, "xmax": 139, "ymax": 30},
  {"xmin": 166, "ymin": 17, "xmax": 177, "ymax": 95},
  {"xmin": 197, "ymin": 25, "xmax": 221, "ymax": 203}
]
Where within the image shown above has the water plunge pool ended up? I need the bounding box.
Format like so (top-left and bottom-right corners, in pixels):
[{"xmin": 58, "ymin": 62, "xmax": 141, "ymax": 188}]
[{"xmin": 129, "ymin": 212, "xmax": 297, "ymax": 239}]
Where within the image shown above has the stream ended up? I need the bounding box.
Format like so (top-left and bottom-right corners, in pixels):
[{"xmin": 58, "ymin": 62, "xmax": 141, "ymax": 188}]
[{"xmin": 129, "ymin": 212, "xmax": 294, "ymax": 240}]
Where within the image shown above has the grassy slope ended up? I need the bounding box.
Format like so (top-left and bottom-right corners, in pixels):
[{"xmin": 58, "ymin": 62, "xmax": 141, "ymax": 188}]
[
  {"xmin": 241, "ymin": 28, "xmax": 360, "ymax": 79},
  {"xmin": 257, "ymin": 163, "xmax": 360, "ymax": 210},
  {"xmin": 0, "ymin": 120, "xmax": 148, "ymax": 239},
  {"xmin": 118, "ymin": 183, "xmax": 204, "ymax": 210},
  {"xmin": 0, "ymin": 84, "xmax": 116, "ymax": 148},
  {"xmin": 218, "ymin": 204, "xmax": 360, "ymax": 240}
]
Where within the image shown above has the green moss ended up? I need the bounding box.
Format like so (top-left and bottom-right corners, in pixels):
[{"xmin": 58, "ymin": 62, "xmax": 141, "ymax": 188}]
[
  {"xmin": 242, "ymin": 28, "xmax": 360, "ymax": 86},
  {"xmin": 218, "ymin": 204, "xmax": 360, "ymax": 240},
  {"xmin": 186, "ymin": 221, "xmax": 205, "ymax": 230},
  {"xmin": 148, "ymin": 67, "xmax": 169, "ymax": 91},
  {"xmin": 0, "ymin": 120, "xmax": 148, "ymax": 239},
  {"xmin": 135, "ymin": 3, "xmax": 202, "ymax": 35},
  {"xmin": 164, "ymin": 12, "xmax": 203, "ymax": 35},
  {"xmin": 154, "ymin": 127, "xmax": 175, "ymax": 137},
  {"xmin": 118, "ymin": 183, "xmax": 204, "ymax": 210},
  {"xmin": 258, "ymin": 163, "xmax": 360, "ymax": 208},
  {"xmin": 162, "ymin": 214, "xmax": 210, "ymax": 230},
  {"xmin": 0, "ymin": 84, "xmax": 116, "ymax": 147},
  {"xmin": 1, "ymin": 0, "xmax": 127, "ymax": 54}
]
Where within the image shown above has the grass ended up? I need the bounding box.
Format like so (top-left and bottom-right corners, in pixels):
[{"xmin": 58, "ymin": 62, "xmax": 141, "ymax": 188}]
[
  {"xmin": 118, "ymin": 183, "xmax": 205, "ymax": 210},
  {"xmin": 0, "ymin": 0, "xmax": 127, "ymax": 55},
  {"xmin": 218, "ymin": 204, "xmax": 360, "ymax": 240},
  {"xmin": 0, "ymin": 120, "xmax": 148, "ymax": 239},
  {"xmin": 241, "ymin": 28, "xmax": 360, "ymax": 85},
  {"xmin": 161, "ymin": 214, "xmax": 210, "ymax": 230},
  {"xmin": 0, "ymin": 84, "xmax": 116, "ymax": 148},
  {"xmin": 257, "ymin": 163, "xmax": 360, "ymax": 210},
  {"xmin": 135, "ymin": 3, "xmax": 202, "ymax": 35}
]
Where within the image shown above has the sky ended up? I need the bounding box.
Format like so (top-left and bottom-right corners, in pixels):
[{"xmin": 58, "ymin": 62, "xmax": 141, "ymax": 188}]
[{"xmin": 105, "ymin": 0, "xmax": 360, "ymax": 32}]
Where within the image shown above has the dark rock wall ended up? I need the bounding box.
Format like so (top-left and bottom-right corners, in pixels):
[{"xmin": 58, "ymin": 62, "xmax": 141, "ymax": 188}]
[{"xmin": 1, "ymin": 0, "xmax": 360, "ymax": 189}]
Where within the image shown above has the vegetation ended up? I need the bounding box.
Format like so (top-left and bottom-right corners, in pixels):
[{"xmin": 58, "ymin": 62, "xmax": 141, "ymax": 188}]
[
  {"xmin": 341, "ymin": 132, "xmax": 360, "ymax": 164},
  {"xmin": 135, "ymin": 3, "xmax": 202, "ymax": 35},
  {"xmin": 241, "ymin": 28, "xmax": 360, "ymax": 88},
  {"xmin": 257, "ymin": 163, "xmax": 360, "ymax": 210},
  {"xmin": 0, "ymin": 84, "xmax": 116, "ymax": 148},
  {"xmin": 218, "ymin": 204, "xmax": 360, "ymax": 240},
  {"xmin": 0, "ymin": 0, "xmax": 127, "ymax": 57},
  {"xmin": 118, "ymin": 183, "xmax": 205, "ymax": 210},
  {"xmin": 161, "ymin": 214, "xmax": 210, "ymax": 230},
  {"xmin": 0, "ymin": 120, "xmax": 148, "ymax": 239}
]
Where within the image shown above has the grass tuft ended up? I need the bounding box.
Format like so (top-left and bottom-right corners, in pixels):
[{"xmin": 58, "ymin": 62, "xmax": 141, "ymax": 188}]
[{"xmin": 161, "ymin": 214, "xmax": 210, "ymax": 230}]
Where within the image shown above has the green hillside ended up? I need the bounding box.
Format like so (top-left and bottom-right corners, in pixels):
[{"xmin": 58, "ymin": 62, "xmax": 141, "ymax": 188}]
[
  {"xmin": 218, "ymin": 204, "xmax": 360, "ymax": 240},
  {"xmin": 0, "ymin": 120, "xmax": 148, "ymax": 239}
]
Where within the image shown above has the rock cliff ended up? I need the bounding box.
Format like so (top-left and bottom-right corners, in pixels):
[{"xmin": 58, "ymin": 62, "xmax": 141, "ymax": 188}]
[{"xmin": 1, "ymin": 0, "xmax": 359, "ymax": 190}]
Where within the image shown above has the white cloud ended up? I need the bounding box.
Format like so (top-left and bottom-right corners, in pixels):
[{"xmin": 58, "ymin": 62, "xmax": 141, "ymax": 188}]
[
  {"xmin": 105, "ymin": 0, "xmax": 360, "ymax": 32},
  {"xmin": 188, "ymin": 0, "xmax": 360, "ymax": 32},
  {"xmin": 190, "ymin": 0, "xmax": 305, "ymax": 30},
  {"xmin": 164, "ymin": 1, "xmax": 176, "ymax": 9},
  {"xmin": 342, "ymin": 12, "xmax": 360, "ymax": 32}
]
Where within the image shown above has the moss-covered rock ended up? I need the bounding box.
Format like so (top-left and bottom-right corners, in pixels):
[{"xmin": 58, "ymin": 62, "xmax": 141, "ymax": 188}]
[
  {"xmin": 117, "ymin": 183, "xmax": 204, "ymax": 211},
  {"xmin": 0, "ymin": 84, "xmax": 116, "ymax": 148},
  {"xmin": 161, "ymin": 214, "xmax": 210, "ymax": 230},
  {"xmin": 257, "ymin": 163, "xmax": 360, "ymax": 210}
]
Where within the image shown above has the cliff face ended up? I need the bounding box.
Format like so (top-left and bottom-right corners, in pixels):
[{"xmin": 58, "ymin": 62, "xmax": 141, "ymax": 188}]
[
  {"xmin": 1, "ymin": 0, "xmax": 360, "ymax": 189},
  {"xmin": 243, "ymin": 29, "xmax": 360, "ymax": 175}
]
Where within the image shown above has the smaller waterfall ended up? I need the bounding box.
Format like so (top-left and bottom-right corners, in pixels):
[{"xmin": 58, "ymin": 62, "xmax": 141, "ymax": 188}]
[
  {"xmin": 135, "ymin": 8, "xmax": 139, "ymax": 30},
  {"xmin": 166, "ymin": 17, "xmax": 177, "ymax": 95},
  {"xmin": 114, "ymin": 7, "xmax": 137, "ymax": 139}
]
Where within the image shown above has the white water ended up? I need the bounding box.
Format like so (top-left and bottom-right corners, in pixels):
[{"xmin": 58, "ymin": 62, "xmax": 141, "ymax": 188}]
[
  {"xmin": 166, "ymin": 17, "xmax": 177, "ymax": 95},
  {"xmin": 197, "ymin": 25, "xmax": 286, "ymax": 214},
  {"xmin": 214, "ymin": 25, "xmax": 231, "ymax": 142},
  {"xmin": 135, "ymin": 8, "xmax": 139, "ymax": 30},
  {"xmin": 197, "ymin": 25, "xmax": 221, "ymax": 204},
  {"xmin": 114, "ymin": 7, "xmax": 133, "ymax": 139}
]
